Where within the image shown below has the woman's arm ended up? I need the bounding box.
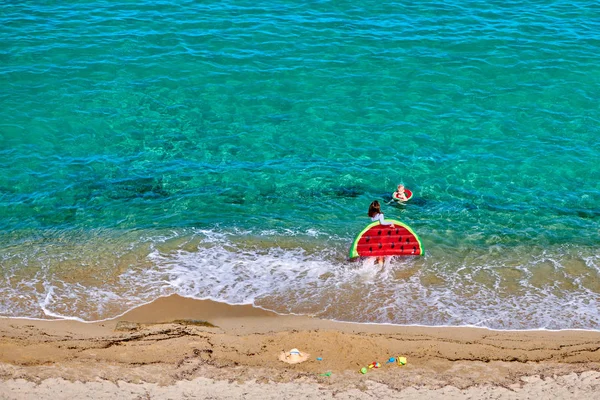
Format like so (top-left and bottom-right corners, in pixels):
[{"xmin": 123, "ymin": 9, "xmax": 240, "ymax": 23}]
[{"xmin": 376, "ymin": 213, "xmax": 394, "ymax": 226}]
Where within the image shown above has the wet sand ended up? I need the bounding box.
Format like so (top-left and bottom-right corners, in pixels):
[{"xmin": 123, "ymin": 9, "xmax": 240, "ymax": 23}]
[{"xmin": 1, "ymin": 294, "xmax": 599, "ymax": 399}]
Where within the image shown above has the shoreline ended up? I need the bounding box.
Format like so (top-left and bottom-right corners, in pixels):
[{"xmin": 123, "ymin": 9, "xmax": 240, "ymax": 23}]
[
  {"xmin": 6, "ymin": 294, "xmax": 600, "ymax": 334},
  {"xmin": 2, "ymin": 294, "xmax": 600, "ymax": 399}
]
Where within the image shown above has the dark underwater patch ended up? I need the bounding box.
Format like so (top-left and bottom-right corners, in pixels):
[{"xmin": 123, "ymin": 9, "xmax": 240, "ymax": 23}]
[
  {"xmin": 332, "ymin": 187, "xmax": 363, "ymax": 198},
  {"xmin": 106, "ymin": 177, "xmax": 169, "ymax": 200}
]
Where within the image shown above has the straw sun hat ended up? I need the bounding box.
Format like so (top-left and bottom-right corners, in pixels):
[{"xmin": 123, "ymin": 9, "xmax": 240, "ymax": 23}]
[{"xmin": 279, "ymin": 348, "xmax": 310, "ymax": 364}]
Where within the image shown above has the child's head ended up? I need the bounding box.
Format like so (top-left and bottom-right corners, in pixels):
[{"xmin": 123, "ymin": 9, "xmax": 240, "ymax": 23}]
[{"xmin": 397, "ymin": 184, "xmax": 404, "ymax": 192}]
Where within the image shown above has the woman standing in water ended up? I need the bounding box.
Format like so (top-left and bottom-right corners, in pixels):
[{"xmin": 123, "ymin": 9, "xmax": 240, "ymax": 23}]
[{"xmin": 367, "ymin": 200, "xmax": 394, "ymax": 264}]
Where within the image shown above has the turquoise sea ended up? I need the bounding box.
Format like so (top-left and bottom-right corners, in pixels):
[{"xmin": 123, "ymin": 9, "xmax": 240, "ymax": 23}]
[{"xmin": 1, "ymin": 1, "xmax": 599, "ymax": 329}]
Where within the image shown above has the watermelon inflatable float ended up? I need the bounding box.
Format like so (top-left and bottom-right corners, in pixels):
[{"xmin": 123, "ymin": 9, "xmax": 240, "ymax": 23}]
[{"xmin": 348, "ymin": 219, "xmax": 424, "ymax": 259}]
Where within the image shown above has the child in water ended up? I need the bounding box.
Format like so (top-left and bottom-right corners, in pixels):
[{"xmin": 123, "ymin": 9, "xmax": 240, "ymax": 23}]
[{"xmin": 392, "ymin": 184, "xmax": 408, "ymax": 202}]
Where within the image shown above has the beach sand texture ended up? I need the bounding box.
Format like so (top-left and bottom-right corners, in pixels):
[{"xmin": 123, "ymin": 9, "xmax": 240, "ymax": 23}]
[{"xmin": 1, "ymin": 295, "xmax": 599, "ymax": 399}]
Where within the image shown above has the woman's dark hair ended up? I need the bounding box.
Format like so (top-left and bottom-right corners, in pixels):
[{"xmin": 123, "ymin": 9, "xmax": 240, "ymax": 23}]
[{"xmin": 368, "ymin": 201, "xmax": 381, "ymax": 218}]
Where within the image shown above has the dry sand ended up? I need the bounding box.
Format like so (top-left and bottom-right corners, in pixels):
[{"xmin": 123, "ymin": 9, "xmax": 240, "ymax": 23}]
[{"xmin": 1, "ymin": 294, "xmax": 599, "ymax": 399}]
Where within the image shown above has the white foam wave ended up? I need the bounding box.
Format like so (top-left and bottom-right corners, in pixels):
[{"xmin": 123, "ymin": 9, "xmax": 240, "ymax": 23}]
[{"xmin": 1, "ymin": 228, "xmax": 599, "ymax": 330}]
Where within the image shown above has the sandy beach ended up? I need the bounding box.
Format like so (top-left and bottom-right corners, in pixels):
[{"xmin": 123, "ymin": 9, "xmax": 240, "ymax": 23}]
[{"xmin": 1, "ymin": 294, "xmax": 599, "ymax": 399}]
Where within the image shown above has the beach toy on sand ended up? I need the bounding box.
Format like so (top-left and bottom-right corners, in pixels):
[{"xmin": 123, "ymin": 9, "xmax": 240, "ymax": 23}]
[
  {"xmin": 319, "ymin": 372, "xmax": 332, "ymax": 377},
  {"xmin": 279, "ymin": 348, "xmax": 310, "ymax": 364},
  {"xmin": 386, "ymin": 357, "xmax": 396, "ymax": 364},
  {"xmin": 398, "ymin": 356, "xmax": 407, "ymax": 366},
  {"xmin": 360, "ymin": 367, "xmax": 368, "ymax": 374},
  {"xmin": 368, "ymin": 362, "xmax": 381, "ymax": 369},
  {"xmin": 316, "ymin": 357, "xmax": 323, "ymax": 361}
]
